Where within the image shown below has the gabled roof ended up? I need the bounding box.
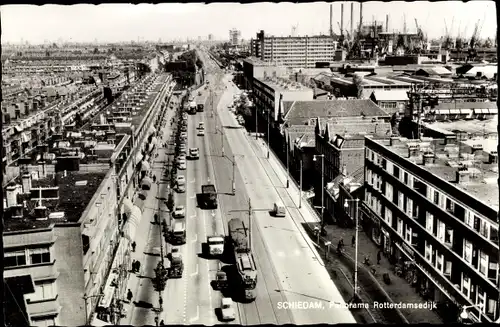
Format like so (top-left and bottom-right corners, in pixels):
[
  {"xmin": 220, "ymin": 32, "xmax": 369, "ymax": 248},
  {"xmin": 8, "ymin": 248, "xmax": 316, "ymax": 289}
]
[
  {"xmin": 415, "ymin": 66, "xmax": 452, "ymax": 76},
  {"xmin": 371, "ymin": 90, "xmax": 409, "ymax": 101},
  {"xmin": 284, "ymin": 99, "xmax": 389, "ymax": 125}
]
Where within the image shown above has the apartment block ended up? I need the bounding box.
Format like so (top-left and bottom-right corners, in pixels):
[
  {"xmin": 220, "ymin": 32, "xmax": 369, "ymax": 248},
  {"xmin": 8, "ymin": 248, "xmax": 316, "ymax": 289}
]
[
  {"xmin": 363, "ymin": 136, "xmax": 499, "ymax": 322},
  {"xmin": 251, "ymin": 30, "xmax": 338, "ymax": 68}
]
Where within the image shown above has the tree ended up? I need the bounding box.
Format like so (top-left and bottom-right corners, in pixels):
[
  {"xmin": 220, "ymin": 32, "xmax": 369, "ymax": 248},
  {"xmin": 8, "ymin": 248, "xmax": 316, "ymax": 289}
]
[
  {"xmin": 352, "ymin": 74, "xmax": 364, "ymax": 99},
  {"xmin": 152, "ymin": 262, "xmax": 168, "ymax": 291},
  {"xmin": 74, "ymin": 112, "xmax": 83, "ymax": 128},
  {"xmin": 93, "ymin": 47, "xmax": 99, "ymax": 54},
  {"xmin": 166, "ymin": 191, "xmax": 175, "ymax": 212}
]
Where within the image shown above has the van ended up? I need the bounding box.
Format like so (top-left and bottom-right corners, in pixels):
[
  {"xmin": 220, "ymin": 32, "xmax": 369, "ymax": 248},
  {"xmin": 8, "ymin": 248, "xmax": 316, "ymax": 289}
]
[
  {"xmin": 172, "ymin": 221, "xmax": 186, "ymax": 244},
  {"xmin": 272, "ymin": 202, "xmax": 286, "ymax": 217}
]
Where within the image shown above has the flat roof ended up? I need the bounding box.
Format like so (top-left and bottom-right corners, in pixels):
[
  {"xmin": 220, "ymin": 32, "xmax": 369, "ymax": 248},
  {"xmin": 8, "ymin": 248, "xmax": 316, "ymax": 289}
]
[
  {"xmin": 382, "ymin": 137, "xmax": 499, "ymax": 210},
  {"xmin": 424, "ymin": 116, "xmax": 498, "ymax": 135},
  {"xmin": 254, "ymin": 76, "xmax": 311, "ymax": 92},
  {"xmin": 4, "ymin": 168, "xmax": 109, "ymax": 232}
]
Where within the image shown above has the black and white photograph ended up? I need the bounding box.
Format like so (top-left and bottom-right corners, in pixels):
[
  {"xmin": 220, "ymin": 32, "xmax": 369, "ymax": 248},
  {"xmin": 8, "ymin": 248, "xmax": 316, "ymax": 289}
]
[{"xmin": 1, "ymin": 1, "xmax": 498, "ymax": 326}]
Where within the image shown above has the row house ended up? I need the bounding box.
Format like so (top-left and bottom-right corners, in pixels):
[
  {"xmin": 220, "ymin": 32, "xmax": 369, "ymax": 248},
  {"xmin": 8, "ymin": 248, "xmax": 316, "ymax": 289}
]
[{"xmin": 363, "ymin": 136, "xmax": 499, "ymax": 323}]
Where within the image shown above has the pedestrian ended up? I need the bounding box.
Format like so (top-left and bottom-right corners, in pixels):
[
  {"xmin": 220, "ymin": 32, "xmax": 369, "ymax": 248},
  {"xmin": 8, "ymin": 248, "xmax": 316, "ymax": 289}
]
[
  {"xmin": 377, "ymin": 251, "xmax": 382, "ymax": 265},
  {"xmin": 136, "ymin": 260, "xmax": 141, "ymax": 273},
  {"xmin": 160, "ymin": 319, "xmax": 165, "ymax": 326},
  {"xmin": 131, "ymin": 242, "xmax": 136, "ymax": 252},
  {"xmin": 153, "ymin": 175, "xmax": 157, "ymax": 183},
  {"xmin": 127, "ymin": 289, "xmax": 133, "ymax": 302},
  {"xmin": 352, "ymin": 235, "xmax": 355, "ymax": 247},
  {"xmin": 339, "ymin": 238, "xmax": 344, "ymax": 249},
  {"xmin": 132, "ymin": 260, "xmax": 136, "ymax": 272}
]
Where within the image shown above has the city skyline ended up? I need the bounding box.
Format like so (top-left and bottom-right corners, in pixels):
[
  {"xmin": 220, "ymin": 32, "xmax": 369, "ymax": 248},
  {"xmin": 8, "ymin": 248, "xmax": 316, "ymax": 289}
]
[{"xmin": 1, "ymin": 2, "xmax": 497, "ymax": 44}]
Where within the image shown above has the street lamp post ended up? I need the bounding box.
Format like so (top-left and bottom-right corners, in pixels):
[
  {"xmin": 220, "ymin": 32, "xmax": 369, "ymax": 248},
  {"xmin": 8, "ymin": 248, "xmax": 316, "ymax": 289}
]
[
  {"xmin": 232, "ymin": 155, "xmax": 236, "ymax": 195},
  {"xmin": 221, "ymin": 128, "xmax": 224, "ymax": 157},
  {"xmin": 255, "ymin": 107, "xmax": 258, "ymax": 140},
  {"xmin": 345, "ymin": 198, "xmax": 360, "ymax": 303},
  {"xmin": 313, "ymin": 154, "xmax": 325, "ymax": 228},
  {"xmin": 286, "ymin": 143, "xmax": 290, "ymax": 188},
  {"xmin": 460, "ymin": 304, "xmax": 484, "ymax": 323},
  {"xmin": 267, "ymin": 110, "xmax": 270, "ymax": 159},
  {"xmin": 314, "ymin": 226, "xmax": 320, "ymax": 244},
  {"xmin": 299, "ymin": 158, "xmax": 303, "ymax": 209},
  {"xmin": 83, "ymin": 293, "xmax": 104, "ymax": 325},
  {"xmin": 324, "ymin": 241, "xmax": 332, "ymax": 261}
]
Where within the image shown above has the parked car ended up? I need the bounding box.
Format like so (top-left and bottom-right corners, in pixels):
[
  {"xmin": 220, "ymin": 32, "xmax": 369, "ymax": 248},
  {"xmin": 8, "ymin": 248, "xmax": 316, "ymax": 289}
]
[
  {"xmin": 173, "ymin": 205, "xmax": 185, "ymax": 218},
  {"xmin": 189, "ymin": 148, "xmax": 199, "ymax": 159},
  {"xmin": 176, "ymin": 184, "xmax": 186, "ymax": 193},
  {"xmin": 197, "ymin": 129, "xmax": 205, "ymax": 136},
  {"xmin": 220, "ymin": 297, "xmax": 236, "ymax": 321},
  {"xmin": 178, "ymin": 160, "xmax": 187, "ymax": 170},
  {"xmin": 176, "ymin": 175, "xmax": 186, "ymax": 185},
  {"xmin": 176, "ymin": 154, "xmax": 186, "ymax": 163},
  {"xmin": 180, "ymin": 132, "xmax": 188, "ymax": 139}
]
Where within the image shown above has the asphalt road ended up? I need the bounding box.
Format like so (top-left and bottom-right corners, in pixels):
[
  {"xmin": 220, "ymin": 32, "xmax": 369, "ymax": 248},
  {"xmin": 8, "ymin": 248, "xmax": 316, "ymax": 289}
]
[{"xmin": 198, "ymin": 48, "xmax": 357, "ymax": 324}]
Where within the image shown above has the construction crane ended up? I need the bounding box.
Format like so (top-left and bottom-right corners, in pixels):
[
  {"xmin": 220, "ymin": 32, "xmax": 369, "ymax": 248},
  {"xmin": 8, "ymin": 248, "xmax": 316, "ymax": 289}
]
[
  {"xmin": 414, "ymin": 18, "xmax": 425, "ymax": 54},
  {"xmin": 442, "ymin": 19, "xmax": 453, "ymax": 50},
  {"xmin": 467, "ymin": 19, "xmax": 481, "ymax": 62}
]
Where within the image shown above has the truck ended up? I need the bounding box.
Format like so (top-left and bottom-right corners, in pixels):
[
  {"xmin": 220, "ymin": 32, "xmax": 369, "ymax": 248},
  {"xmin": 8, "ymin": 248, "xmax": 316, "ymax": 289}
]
[
  {"xmin": 197, "ymin": 95, "xmax": 207, "ymax": 112},
  {"xmin": 188, "ymin": 101, "xmax": 197, "ymax": 114},
  {"xmin": 227, "ymin": 218, "xmax": 257, "ymax": 302},
  {"xmin": 167, "ymin": 252, "xmax": 184, "ymax": 278},
  {"xmin": 200, "ymin": 184, "xmax": 218, "ymax": 209},
  {"xmin": 171, "ymin": 221, "xmax": 186, "ymax": 245},
  {"xmin": 206, "ymin": 235, "xmax": 225, "ymax": 256}
]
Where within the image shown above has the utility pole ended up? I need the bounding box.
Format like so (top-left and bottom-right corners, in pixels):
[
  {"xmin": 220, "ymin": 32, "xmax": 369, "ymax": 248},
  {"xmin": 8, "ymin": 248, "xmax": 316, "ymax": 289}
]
[
  {"xmin": 232, "ymin": 155, "xmax": 236, "ymax": 195},
  {"xmin": 255, "ymin": 107, "xmax": 258, "ymax": 140},
  {"xmin": 286, "ymin": 143, "xmax": 290, "ymax": 188},
  {"xmin": 267, "ymin": 110, "xmax": 270, "ymax": 159},
  {"xmin": 248, "ymin": 198, "xmax": 252, "ymax": 251}
]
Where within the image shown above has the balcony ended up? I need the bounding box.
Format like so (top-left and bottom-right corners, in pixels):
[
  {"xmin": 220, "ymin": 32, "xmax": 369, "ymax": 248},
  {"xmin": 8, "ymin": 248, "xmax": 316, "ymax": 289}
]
[
  {"xmin": 4, "ymin": 261, "xmax": 59, "ymax": 282},
  {"xmin": 27, "ymin": 296, "xmax": 61, "ymax": 318}
]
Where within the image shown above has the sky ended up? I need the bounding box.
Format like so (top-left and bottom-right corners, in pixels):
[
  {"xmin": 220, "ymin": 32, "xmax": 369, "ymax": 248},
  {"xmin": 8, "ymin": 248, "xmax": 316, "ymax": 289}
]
[{"xmin": 1, "ymin": 2, "xmax": 497, "ymax": 44}]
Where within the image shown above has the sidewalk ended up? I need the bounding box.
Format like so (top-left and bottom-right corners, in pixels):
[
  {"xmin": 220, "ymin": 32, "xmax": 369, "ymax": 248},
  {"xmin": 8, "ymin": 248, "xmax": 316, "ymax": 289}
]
[
  {"xmin": 121, "ymin": 103, "xmax": 177, "ymax": 324},
  {"xmin": 248, "ymin": 134, "xmax": 443, "ymax": 324}
]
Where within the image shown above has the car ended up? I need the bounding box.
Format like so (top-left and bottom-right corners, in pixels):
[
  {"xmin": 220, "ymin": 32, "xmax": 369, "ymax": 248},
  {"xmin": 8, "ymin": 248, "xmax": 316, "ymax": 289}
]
[
  {"xmin": 189, "ymin": 148, "xmax": 199, "ymax": 159},
  {"xmin": 197, "ymin": 129, "xmax": 205, "ymax": 136},
  {"xmin": 179, "ymin": 146, "xmax": 187, "ymax": 154},
  {"xmin": 176, "ymin": 154, "xmax": 186, "ymax": 162},
  {"xmin": 177, "ymin": 160, "xmax": 187, "ymax": 170},
  {"xmin": 198, "ymin": 122, "xmax": 205, "ymax": 129},
  {"xmin": 176, "ymin": 184, "xmax": 186, "ymax": 193},
  {"xmin": 173, "ymin": 205, "xmax": 185, "ymax": 218},
  {"xmin": 180, "ymin": 125, "xmax": 187, "ymax": 132},
  {"xmin": 180, "ymin": 132, "xmax": 188, "ymax": 139},
  {"xmin": 198, "ymin": 91, "xmax": 202, "ymax": 96},
  {"xmin": 220, "ymin": 297, "xmax": 236, "ymax": 321},
  {"xmin": 176, "ymin": 175, "xmax": 186, "ymax": 185}
]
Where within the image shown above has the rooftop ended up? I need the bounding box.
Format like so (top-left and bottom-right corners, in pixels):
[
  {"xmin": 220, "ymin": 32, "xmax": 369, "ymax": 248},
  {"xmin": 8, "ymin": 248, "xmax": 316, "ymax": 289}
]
[
  {"xmin": 255, "ymin": 76, "xmax": 311, "ymax": 92},
  {"xmin": 370, "ymin": 89, "xmax": 410, "ymax": 101},
  {"xmin": 424, "ymin": 115, "xmax": 498, "ymax": 136},
  {"xmin": 4, "ymin": 168, "xmax": 109, "ymax": 232},
  {"xmin": 381, "ymin": 137, "xmax": 499, "ymax": 210},
  {"xmin": 284, "ymin": 99, "xmax": 390, "ymax": 125}
]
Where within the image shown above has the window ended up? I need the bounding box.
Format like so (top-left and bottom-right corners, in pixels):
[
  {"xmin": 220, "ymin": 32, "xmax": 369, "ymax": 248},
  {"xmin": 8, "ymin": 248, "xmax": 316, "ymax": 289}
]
[
  {"xmin": 487, "ymin": 299, "xmax": 497, "ymax": 315},
  {"xmin": 445, "ymin": 198, "xmax": 455, "ymax": 213},
  {"xmin": 398, "ymin": 191, "xmax": 404, "ymax": 209},
  {"xmin": 425, "ymin": 241, "xmax": 432, "ymax": 261},
  {"xmin": 393, "ymin": 165, "xmax": 400, "ymax": 179},
  {"xmin": 403, "ymin": 172, "xmax": 408, "ymax": 184},
  {"xmin": 490, "ymin": 226, "xmax": 499, "ymax": 244},
  {"xmin": 437, "ymin": 220, "xmax": 445, "ymax": 242},
  {"xmin": 4, "ymin": 250, "xmax": 27, "ymax": 267},
  {"xmin": 444, "ymin": 260, "xmax": 452, "ymax": 276},
  {"xmin": 445, "ymin": 227, "xmax": 454, "ymax": 245},
  {"xmin": 426, "ymin": 212, "xmax": 434, "ymax": 233},
  {"xmin": 367, "ymin": 169, "xmax": 373, "ymax": 185},
  {"xmin": 406, "ymin": 198, "xmax": 413, "ymax": 217},
  {"xmin": 433, "ymin": 190, "xmax": 440, "ymax": 205},
  {"xmin": 385, "ymin": 183, "xmax": 393, "ymax": 201},
  {"xmin": 436, "ymin": 253, "xmax": 444, "ymax": 272},
  {"xmin": 464, "ymin": 240, "xmax": 473, "ymax": 263},
  {"xmin": 462, "ymin": 274, "xmax": 470, "ymax": 298},
  {"xmin": 30, "ymin": 248, "xmax": 51, "ymax": 264},
  {"xmin": 465, "ymin": 211, "xmax": 474, "ymax": 228},
  {"xmin": 387, "ymin": 161, "xmax": 393, "ymax": 174},
  {"xmin": 397, "ymin": 217, "xmax": 403, "ymax": 235},
  {"xmin": 405, "ymin": 225, "xmax": 412, "ymax": 243},
  {"xmin": 27, "ymin": 281, "xmax": 55, "ymax": 302},
  {"xmin": 385, "ymin": 208, "xmax": 392, "ymax": 226},
  {"xmin": 479, "ymin": 220, "xmax": 489, "ymax": 238},
  {"xmin": 479, "ymin": 252, "xmax": 488, "ymax": 276}
]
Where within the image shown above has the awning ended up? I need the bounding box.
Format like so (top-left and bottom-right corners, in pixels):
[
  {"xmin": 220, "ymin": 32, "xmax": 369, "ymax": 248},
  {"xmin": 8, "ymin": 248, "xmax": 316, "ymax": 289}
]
[
  {"xmin": 141, "ymin": 177, "xmax": 153, "ymax": 190},
  {"xmin": 474, "ymin": 108, "xmax": 488, "ymax": 114},
  {"xmin": 123, "ymin": 205, "xmax": 141, "ymax": 242},
  {"xmin": 122, "ymin": 198, "xmax": 134, "ymax": 216},
  {"xmin": 140, "ymin": 161, "xmax": 150, "ymax": 172},
  {"xmin": 135, "ymin": 153, "xmax": 143, "ymax": 164},
  {"xmin": 21, "ymin": 133, "xmax": 29, "ymax": 143},
  {"xmin": 435, "ymin": 109, "xmax": 450, "ymax": 115},
  {"xmin": 151, "ymin": 137, "xmax": 158, "ymax": 146},
  {"xmin": 449, "ymin": 109, "xmax": 460, "ymax": 114},
  {"xmin": 460, "ymin": 109, "xmax": 473, "ymax": 115},
  {"xmin": 489, "ymin": 108, "xmax": 498, "ymax": 114}
]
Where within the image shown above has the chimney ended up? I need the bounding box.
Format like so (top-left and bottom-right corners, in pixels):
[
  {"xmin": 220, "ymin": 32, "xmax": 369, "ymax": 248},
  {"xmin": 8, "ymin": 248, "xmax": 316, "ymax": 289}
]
[
  {"xmin": 329, "ymin": 4, "xmax": 333, "ymax": 37},
  {"xmin": 389, "ymin": 136, "xmax": 400, "ymax": 146},
  {"xmin": 422, "ymin": 151, "xmax": 435, "ymax": 165},
  {"xmin": 341, "ymin": 4, "xmax": 344, "ymax": 35},
  {"xmin": 6, "ymin": 184, "xmax": 21, "ymax": 208},
  {"xmin": 22, "ymin": 173, "xmax": 32, "ymax": 194},
  {"xmin": 407, "ymin": 143, "xmax": 419, "ymax": 158},
  {"xmin": 456, "ymin": 169, "xmax": 470, "ymax": 185},
  {"xmin": 34, "ymin": 206, "xmax": 48, "ymax": 221},
  {"xmin": 350, "ymin": 3, "xmax": 354, "ymax": 36},
  {"xmin": 386, "ymin": 14, "xmax": 389, "ymax": 32}
]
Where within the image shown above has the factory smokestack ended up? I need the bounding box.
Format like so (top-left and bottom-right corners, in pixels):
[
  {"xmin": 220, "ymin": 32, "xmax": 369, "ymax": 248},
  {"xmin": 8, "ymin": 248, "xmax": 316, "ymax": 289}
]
[
  {"xmin": 359, "ymin": 3, "xmax": 363, "ymax": 30},
  {"xmin": 350, "ymin": 3, "xmax": 354, "ymax": 37},
  {"xmin": 341, "ymin": 3, "xmax": 344, "ymax": 35},
  {"xmin": 329, "ymin": 4, "xmax": 333, "ymax": 37},
  {"xmin": 386, "ymin": 14, "xmax": 389, "ymax": 32}
]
